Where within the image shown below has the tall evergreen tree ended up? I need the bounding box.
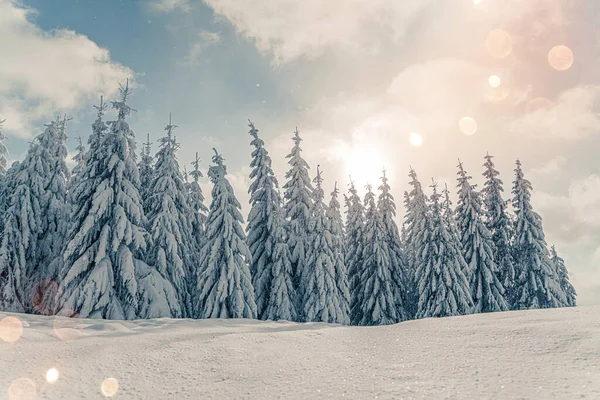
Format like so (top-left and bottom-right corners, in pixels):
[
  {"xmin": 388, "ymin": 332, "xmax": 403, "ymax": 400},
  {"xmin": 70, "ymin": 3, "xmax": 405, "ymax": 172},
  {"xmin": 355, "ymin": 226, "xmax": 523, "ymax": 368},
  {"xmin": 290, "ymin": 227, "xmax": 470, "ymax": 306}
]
[
  {"xmin": 345, "ymin": 179, "xmax": 366, "ymax": 325},
  {"xmin": 195, "ymin": 149, "xmax": 256, "ymax": 319},
  {"xmin": 246, "ymin": 121, "xmax": 296, "ymax": 321},
  {"xmin": 144, "ymin": 115, "xmax": 192, "ymax": 317},
  {"xmin": 416, "ymin": 180, "xmax": 473, "ymax": 318},
  {"xmin": 402, "ymin": 168, "xmax": 429, "ymax": 318},
  {"xmin": 482, "ymin": 153, "xmax": 516, "ymax": 307},
  {"xmin": 303, "ymin": 166, "xmax": 345, "ymax": 323},
  {"xmin": 60, "ymin": 84, "xmax": 180, "ymax": 319},
  {"xmin": 138, "ymin": 133, "xmax": 154, "ymax": 212},
  {"xmin": 550, "ymin": 245, "xmax": 576, "ymax": 307},
  {"xmin": 186, "ymin": 152, "xmax": 208, "ymax": 299},
  {"xmin": 326, "ymin": 182, "xmax": 350, "ymax": 324},
  {"xmin": 456, "ymin": 161, "xmax": 508, "ymax": 313},
  {"xmin": 0, "ymin": 117, "xmax": 70, "ymax": 313},
  {"xmin": 377, "ymin": 170, "xmax": 407, "ymax": 321},
  {"xmin": 354, "ymin": 184, "xmax": 401, "ymax": 325},
  {"xmin": 512, "ymin": 159, "xmax": 567, "ymax": 309},
  {"xmin": 282, "ymin": 128, "xmax": 313, "ymax": 311}
]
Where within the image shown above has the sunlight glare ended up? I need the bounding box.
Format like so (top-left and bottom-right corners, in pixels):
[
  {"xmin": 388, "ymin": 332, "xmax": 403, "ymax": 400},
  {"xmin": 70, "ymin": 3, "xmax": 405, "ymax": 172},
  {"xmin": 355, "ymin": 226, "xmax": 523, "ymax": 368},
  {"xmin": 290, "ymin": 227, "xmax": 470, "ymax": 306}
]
[
  {"xmin": 548, "ymin": 45, "xmax": 574, "ymax": 71},
  {"xmin": 101, "ymin": 378, "xmax": 119, "ymax": 397},
  {"xmin": 409, "ymin": 132, "xmax": 423, "ymax": 147},
  {"xmin": 459, "ymin": 117, "xmax": 477, "ymax": 136},
  {"xmin": 485, "ymin": 29, "xmax": 512, "ymax": 58},
  {"xmin": 46, "ymin": 368, "xmax": 59, "ymax": 384},
  {"xmin": 0, "ymin": 316, "xmax": 23, "ymax": 343},
  {"xmin": 488, "ymin": 75, "xmax": 501, "ymax": 88},
  {"xmin": 473, "ymin": 0, "xmax": 482, "ymax": 4},
  {"xmin": 345, "ymin": 146, "xmax": 386, "ymax": 187}
]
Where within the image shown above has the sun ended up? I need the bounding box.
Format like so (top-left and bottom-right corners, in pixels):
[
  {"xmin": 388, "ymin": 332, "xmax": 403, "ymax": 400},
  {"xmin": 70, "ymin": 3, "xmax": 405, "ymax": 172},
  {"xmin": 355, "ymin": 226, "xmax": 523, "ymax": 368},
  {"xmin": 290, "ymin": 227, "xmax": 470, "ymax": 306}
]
[{"xmin": 345, "ymin": 146, "xmax": 386, "ymax": 189}]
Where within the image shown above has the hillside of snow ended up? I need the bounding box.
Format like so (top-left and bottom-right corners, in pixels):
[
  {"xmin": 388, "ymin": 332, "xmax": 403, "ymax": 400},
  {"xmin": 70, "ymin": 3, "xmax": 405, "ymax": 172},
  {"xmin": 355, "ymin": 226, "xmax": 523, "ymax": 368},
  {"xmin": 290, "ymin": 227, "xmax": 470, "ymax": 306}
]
[{"xmin": 1, "ymin": 306, "xmax": 599, "ymax": 399}]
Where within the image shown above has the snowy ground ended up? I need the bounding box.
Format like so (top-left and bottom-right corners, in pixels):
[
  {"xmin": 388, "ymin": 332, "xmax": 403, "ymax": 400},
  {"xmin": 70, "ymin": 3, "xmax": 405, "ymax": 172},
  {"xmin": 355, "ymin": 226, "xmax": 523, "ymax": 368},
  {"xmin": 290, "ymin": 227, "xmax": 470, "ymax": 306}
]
[{"xmin": 1, "ymin": 306, "xmax": 599, "ymax": 399}]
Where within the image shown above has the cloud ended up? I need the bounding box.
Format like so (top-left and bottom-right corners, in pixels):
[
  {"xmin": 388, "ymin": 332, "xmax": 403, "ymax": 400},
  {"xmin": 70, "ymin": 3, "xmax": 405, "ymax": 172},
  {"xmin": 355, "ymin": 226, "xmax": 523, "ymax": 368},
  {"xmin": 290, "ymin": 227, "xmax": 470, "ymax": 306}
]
[
  {"xmin": 149, "ymin": 0, "xmax": 191, "ymax": 13},
  {"xmin": 203, "ymin": 0, "xmax": 432, "ymax": 63},
  {"xmin": 0, "ymin": 0, "xmax": 133, "ymax": 138},
  {"xmin": 178, "ymin": 30, "xmax": 221, "ymax": 67}
]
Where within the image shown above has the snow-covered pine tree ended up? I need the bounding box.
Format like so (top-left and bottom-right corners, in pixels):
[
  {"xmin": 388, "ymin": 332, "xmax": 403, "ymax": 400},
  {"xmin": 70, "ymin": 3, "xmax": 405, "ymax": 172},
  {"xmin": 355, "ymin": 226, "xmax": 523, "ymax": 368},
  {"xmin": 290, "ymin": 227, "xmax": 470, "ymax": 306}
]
[
  {"xmin": 456, "ymin": 161, "xmax": 508, "ymax": 313},
  {"xmin": 415, "ymin": 180, "xmax": 473, "ymax": 318},
  {"xmin": 345, "ymin": 179, "xmax": 366, "ymax": 325},
  {"xmin": 246, "ymin": 121, "xmax": 296, "ymax": 321},
  {"xmin": 302, "ymin": 166, "xmax": 345, "ymax": 323},
  {"xmin": 60, "ymin": 84, "xmax": 181, "ymax": 319},
  {"xmin": 186, "ymin": 152, "xmax": 207, "ymax": 302},
  {"xmin": 354, "ymin": 184, "xmax": 401, "ymax": 325},
  {"xmin": 326, "ymin": 182, "xmax": 350, "ymax": 324},
  {"xmin": 138, "ymin": 133, "xmax": 154, "ymax": 212},
  {"xmin": 144, "ymin": 114, "xmax": 193, "ymax": 317},
  {"xmin": 512, "ymin": 159, "xmax": 567, "ymax": 309},
  {"xmin": 550, "ymin": 245, "xmax": 576, "ymax": 307},
  {"xmin": 195, "ymin": 148, "xmax": 256, "ymax": 319},
  {"xmin": 402, "ymin": 168, "xmax": 429, "ymax": 318},
  {"xmin": 482, "ymin": 153, "xmax": 516, "ymax": 308},
  {"xmin": 282, "ymin": 127, "xmax": 313, "ymax": 311},
  {"xmin": 377, "ymin": 169, "xmax": 408, "ymax": 321},
  {"xmin": 0, "ymin": 117, "xmax": 70, "ymax": 314}
]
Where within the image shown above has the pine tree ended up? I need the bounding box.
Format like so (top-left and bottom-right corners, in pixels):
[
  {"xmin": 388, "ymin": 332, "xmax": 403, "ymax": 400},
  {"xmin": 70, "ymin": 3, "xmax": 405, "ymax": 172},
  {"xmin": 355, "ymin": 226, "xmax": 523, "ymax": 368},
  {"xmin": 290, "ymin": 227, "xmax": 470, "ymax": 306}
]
[
  {"xmin": 187, "ymin": 152, "xmax": 208, "ymax": 301},
  {"xmin": 282, "ymin": 128, "xmax": 313, "ymax": 312},
  {"xmin": 326, "ymin": 182, "xmax": 350, "ymax": 324},
  {"xmin": 302, "ymin": 166, "xmax": 345, "ymax": 323},
  {"xmin": 246, "ymin": 121, "xmax": 296, "ymax": 321},
  {"xmin": 138, "ymin": 133, "xmax": 154, "ymax": 212},
  {"xmin": 0, "ymin": 117, "xmax": 70, "ymax": 314},
  {"xmin": 402, "ymin": 168, "xmax": 429, "ymax": 318},
  {"xmin": 345, "ymin": 179, "xmax": 366, "ymax": 325},
  {"xmin": 60, "ymin": 85, "xmax": 180, "ymax": 319},
  {"xmin": 144, "ymin": 114, "xmax": 192, "ymax": 317},
  {"xmin": 377, "ymin": 170, "xmax": 408, "ymax": 321},
  {"xmin": 416, "ymin": 180, "xmax": 472, "ymax": 318},
  {"xmin": 482, "ymin": 153, "xmax": 516, "ymax": 307},
  {"xmin": 456, "ymin": 161, "xmax": 508, "ymax": 313},
  {"xmin": 550, "ymin": 246, "xmax": 576, "ymax": 307},
  {"xmin": 354, "ymin": 184, "xmax": 401, "ymax": 325},
  {"xmin": 195, "ymin": 148, "xmax": 256, "ymax": 319},
  {"xmin": 512, "ymin": 159, "xmax": 567, "ymax": 309}
]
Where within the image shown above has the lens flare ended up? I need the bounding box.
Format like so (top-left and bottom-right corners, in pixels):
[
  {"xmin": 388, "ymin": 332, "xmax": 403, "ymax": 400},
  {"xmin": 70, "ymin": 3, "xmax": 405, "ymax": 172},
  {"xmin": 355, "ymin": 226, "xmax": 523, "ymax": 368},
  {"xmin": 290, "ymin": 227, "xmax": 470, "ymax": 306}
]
[
  {"xmin": 8, "ymin": 378, "xmax": 36, "ymax": 400},
  {"xmin": 101, "ymin": 378, "xmax": 119, "ymax": 397},
  {"xmin": 459, "ymin": 117, "xmax": 477, "ymax": 136},
  {"xmin": 46, "ymin": 368, "xmax": 59, "ymax": 384},
  {"xmin": 488, "ymin": 75, "xmax": 501, "ymax": 88},
  {"xmin": 409, "ymin": 132, "xmax": 423, "ymax": 147},
  {"xmin": 31, "ymin": 280, "xmax": 61, "ymax": 315},
  {"xmin": 485, "ymin": 29, "xmax": 512, "ymax": 58},
  {"xmin": 548, "ymin": 45, "xmax": 574, "ymax": 71},
  {"xmin": 0, "ymin": 316, "xmax": 23, "ymax": 343},
  {"xmin": 473, "ymin": 0, "xmax": 482, "ymax": 4}
]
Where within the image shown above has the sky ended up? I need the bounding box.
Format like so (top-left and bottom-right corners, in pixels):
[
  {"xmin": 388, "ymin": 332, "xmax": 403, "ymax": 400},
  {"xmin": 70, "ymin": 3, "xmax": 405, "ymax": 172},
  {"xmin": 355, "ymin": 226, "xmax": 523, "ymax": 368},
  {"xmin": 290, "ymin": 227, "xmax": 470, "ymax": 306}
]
[{"xmin": 1, "ymin": 0, "xmax": 599, "ymax": 305}]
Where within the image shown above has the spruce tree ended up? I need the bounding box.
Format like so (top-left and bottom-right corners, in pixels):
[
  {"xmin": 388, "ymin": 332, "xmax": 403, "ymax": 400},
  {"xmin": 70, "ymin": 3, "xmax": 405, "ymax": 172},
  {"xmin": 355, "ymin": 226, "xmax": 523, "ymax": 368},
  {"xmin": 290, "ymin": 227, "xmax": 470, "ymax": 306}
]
[
  {"xmin": 550, "ymin": 246, "xmax": 576, "ymax": 307},
  {"xmin": 354, "ymin": 184, "xmax": 401, "ymax": 325},
  {"xmin": 282, "ymin": 128, "xmax": 313, "ymax": 311},
  {"xmin": 456, "ymin": 161, "xmax": 508, "ymax": 313},
  {"xmin": 246, "ymin": 121, "xmax": 296, "ymax": 321},
  {"xmin": 186, "ymin": 152, "xmax": 208, "ymax": 300},
  {"xmin": 482, "ymin": 153, "xmax": 516, "ymax": 307},
  {"xmin": 60, "ymin": 85, "xmax": 180, "ymax": 319},
  {"xmin": 416, "ymin": 180, "xmax": 472, "ymax": 318},
  {"xmin": 0, "ymin": 117, "xmax": 70, "ymax": 313},
  {"xmin": 377, "ymin": 170, "xmax": 408, "ymax": 321},
  {"xmin": 345, "ymin": 180, "xmax": 366, "ymax": 325},
  {"xmin": 138, "ymin": 133, "xmax": 154, "ymax": 207},
  {"xmin": 326, "ymin": 182, "xmax": 350, "ymax": 324},
  {"xmin": 303, "ymin": 166, "xmax": 345, "ymax": 323},
  {"xmin": 195, "ymin": 149, "xmax": 256, "ymax": 319},
  {"xmin": 144, "ymin": 115, "xmax": 192, "ymax": 317},
  {"xmin": 402, "ymin": 168, "xmax": 429, "ymax": 318},
  {"xmin": 512, "ymin": 159, "xmax": 567, "ymax": 309}
]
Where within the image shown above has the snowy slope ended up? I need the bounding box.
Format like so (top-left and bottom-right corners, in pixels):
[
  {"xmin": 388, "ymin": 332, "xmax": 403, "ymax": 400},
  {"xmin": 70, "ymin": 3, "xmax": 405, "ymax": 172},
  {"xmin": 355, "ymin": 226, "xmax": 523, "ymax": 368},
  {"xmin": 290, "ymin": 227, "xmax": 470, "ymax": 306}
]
[{"xmin": 1, "ymin": 306, "xmax": 599, "ymax": 399}]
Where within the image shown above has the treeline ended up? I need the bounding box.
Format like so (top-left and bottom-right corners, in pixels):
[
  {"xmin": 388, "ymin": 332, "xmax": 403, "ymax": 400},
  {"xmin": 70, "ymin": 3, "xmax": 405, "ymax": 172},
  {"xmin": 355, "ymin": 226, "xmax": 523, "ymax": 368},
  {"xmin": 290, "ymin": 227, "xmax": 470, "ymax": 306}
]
[{"xmin": 0, "ymin": 83, "xmax": 576, "ymax": 324}]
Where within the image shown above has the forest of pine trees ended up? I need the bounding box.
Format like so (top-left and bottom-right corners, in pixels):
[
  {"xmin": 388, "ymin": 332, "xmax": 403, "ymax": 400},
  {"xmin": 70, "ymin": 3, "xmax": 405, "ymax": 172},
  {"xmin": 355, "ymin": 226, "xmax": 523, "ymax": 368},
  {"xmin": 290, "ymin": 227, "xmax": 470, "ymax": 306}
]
[{"xmin": 0, "ymin": 84, "xmax": 576, "ymax": 323}]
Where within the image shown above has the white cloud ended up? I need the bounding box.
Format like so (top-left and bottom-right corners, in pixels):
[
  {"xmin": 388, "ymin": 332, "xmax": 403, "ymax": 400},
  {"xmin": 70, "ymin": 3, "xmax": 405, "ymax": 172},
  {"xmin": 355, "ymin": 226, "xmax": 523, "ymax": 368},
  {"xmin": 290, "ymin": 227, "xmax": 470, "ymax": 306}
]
[
  {"xmin": 179, "ymin": 30, "xmax": 221, "ymax": 66},
  {"xmin": 149, "ymin": 0, "xmax": 191, "ymax": 13},
  {"xmin": 0, "ymin": 0, "xmax": 133, "ymax": 138}
]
